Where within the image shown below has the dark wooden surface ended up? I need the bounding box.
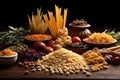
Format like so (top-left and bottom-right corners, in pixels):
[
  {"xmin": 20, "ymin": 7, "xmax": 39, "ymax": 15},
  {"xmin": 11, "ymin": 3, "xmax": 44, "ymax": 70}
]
[{"xmin": 0, "ymin": 64, "xmax": 120, "ymax": 80}]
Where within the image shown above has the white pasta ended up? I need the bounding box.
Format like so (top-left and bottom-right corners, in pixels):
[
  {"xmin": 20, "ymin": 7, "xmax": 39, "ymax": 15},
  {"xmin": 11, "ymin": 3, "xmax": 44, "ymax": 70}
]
[{"xmin": 36, "ymin": 48, "xmax": 91, "ymax": 76}]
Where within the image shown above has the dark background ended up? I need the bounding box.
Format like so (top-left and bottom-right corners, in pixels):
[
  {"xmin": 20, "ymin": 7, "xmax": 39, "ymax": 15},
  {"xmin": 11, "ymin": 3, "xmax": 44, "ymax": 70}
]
[{"xmin": 0, "ymin": 0, "xmax": 120, "ymax": 31}]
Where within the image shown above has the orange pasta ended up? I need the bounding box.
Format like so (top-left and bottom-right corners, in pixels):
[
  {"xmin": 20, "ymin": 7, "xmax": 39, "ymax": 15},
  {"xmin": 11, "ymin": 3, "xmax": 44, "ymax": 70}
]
[
  {"xmin": 0, "ymin": 49, "xmax": 15, "ymax": 56},
  {"xmin": 24, "ymin": 34, "xmax": 52, "ymax": 41},
  {"xmin": 83, "ymin": 32, "xmax": 116, "ymax": 44}
]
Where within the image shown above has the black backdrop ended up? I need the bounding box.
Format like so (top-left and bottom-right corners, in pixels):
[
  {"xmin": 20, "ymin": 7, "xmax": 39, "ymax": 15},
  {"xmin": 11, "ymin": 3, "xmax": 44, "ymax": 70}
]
[{"xmin": 0, "ymin": 0, "xmax": 120, "ymax": 31}]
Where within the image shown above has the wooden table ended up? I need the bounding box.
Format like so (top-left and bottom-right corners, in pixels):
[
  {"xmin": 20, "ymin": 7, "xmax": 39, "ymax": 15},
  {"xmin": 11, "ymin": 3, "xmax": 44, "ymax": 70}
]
[
  {"xmin": 0, "ymin": 27, "xmax": 120, "ymax": 80},
  {"xmin": 0, "ymin": 64, "xmax": 120, "ymax": 80}
]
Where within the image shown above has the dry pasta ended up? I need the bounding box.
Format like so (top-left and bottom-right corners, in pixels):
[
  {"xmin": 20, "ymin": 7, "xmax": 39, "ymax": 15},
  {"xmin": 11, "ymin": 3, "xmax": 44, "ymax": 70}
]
[
  {"xmin": 36, "ymin": 48, "xmax": 91, "ymax": 76},
  {"xmin": 83, "ymin": 32, "xmax": 116, "ymax": 44}
]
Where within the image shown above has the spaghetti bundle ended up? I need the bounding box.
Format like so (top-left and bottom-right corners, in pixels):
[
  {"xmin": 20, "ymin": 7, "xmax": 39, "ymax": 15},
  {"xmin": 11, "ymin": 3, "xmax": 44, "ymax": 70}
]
[{"xmin": 43, "ymin": 5, "xmax": 68, "ymax": 39}]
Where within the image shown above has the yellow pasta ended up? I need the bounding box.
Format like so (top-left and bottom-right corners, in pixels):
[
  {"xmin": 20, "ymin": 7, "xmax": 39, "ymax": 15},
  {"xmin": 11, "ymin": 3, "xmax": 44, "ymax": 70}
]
[
  {"xmin": 83, "ymin": 32, "xmax": 116, "ymax": 43},
  {"xmin": 32, "ymin": 14, "xmax": 37, "ymax": 33},
  {"xmin": 28, "ymin": 8, "xmax": 48, "ymax": 34},
  {"xmin": 55, "ymin": 5, "xmax": 60, "ymax": 30},
  {"xmin": 63, "ymin": 9, "xmax": 68, "ymax": 27},
  {"xmin": 43, "ymin": 5, "xmax": 68, "ymax": 39}
]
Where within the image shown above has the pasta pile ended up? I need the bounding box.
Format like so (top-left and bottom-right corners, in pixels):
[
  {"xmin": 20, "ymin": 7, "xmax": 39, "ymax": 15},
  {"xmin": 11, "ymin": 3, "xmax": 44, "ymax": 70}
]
[
  {"xmin": 0, "ymin": 48, "xmax": 15, "ymax": 56},
  {"xmin": 83, "ymin": 32, "xmax": 116, "ymax": 43},
  {"xmin": 82, "ymin": 48, "xmax": 109, "ymax": 72},
  {"xmin": 36, "ymin": 48, "xmax": 91, "ymax": 76}
]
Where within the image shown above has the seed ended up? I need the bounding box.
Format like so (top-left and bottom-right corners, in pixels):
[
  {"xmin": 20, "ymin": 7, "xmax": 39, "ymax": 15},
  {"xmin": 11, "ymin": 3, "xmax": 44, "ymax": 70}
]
[
  {"xmin": 31, "ymin": 68, "xmax": 36, "ymax": 72},
  {"xmin": 75, "ymin": 70, "xmax": 80, "ymax": 74},
  {"xmin": 45, "ymin": 69, "xmax": 49, "ymax": 72},
  {"xmin": 31, "ymin": 66, "xmax": 35, "ymax": 69},
  {"xmin": 24, "ymin": 65, "xmax": 29, "ymax": 69},
  {"xmin": 51, "ymin": 70, "xmax": 55, "ymax": 74},
  {"xmin": 86, "ymin": 72, "xmax": 91, "ymax": 76},
  {"xmin": 69, "ymin": 70, "xmax": 74, "ymax": 74},
  {"xmin": 65, "ymin": 72, "xmax": 70, "ymax": 76},
  {"xmin": 24, "ymin": 70, "xmax": 30, "ymax": 75},
  {"xmin": 18, "ymin": 62, "xmax": 24, "ymax": 67},
  {"xmin": 24, "ymin": 61, "xmax": 29, "ymax": 65},
  {"xmin": 82, "ymin": 69, "xmax": 87, "ymax": 74},
  {"xmin": 36, "ymin": 66, "xmax": 40, "ymax": 69},
  {"xmin": 37, "ymin": 68, "xmax": 41, "ymax": 71}
]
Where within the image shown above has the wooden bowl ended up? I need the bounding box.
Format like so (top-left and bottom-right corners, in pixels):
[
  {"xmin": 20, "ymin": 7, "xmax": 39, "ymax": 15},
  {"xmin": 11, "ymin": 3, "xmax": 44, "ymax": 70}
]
[
  {"xmin": 24, "ymin": 34, "xmax": 52, "ymax": 46},
  {"xmin": 63, "ymin": 43, "xmax": 88, "ymax": 54},
  {"xmin": 64, "ymin": 47, "xmax": 88, "ymax": 54},
  {"xmin": 83, "ymin": 39, "xmax": 117, "ymax": 48}
]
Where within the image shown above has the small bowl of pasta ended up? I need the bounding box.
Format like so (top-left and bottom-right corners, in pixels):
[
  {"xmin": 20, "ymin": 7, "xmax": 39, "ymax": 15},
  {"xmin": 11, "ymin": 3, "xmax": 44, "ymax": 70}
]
[
  {"xmin": 0, "ymin": 48, "xmax": 18, "ymax": 66},
  {"xmin": 83, "ymin": 32, "xmax": 117, "ymax": 48}
]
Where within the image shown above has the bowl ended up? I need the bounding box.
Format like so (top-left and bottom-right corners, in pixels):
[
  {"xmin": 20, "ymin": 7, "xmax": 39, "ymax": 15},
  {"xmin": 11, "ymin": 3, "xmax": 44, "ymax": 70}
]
[
  {"xmin": 64, "ymin": 47, "xmax": 88, "ymax": 54},
  {"xmin": 83, "ymin": 39, "xmax": 117, "ymax": 48},
  {"xmin": 24, "ymin": 34, "xmax": 52, "ymax": 46},
  {"xmin": 63, "ymin": 42, "xmax": 88, "ymax": 54},
  {"xmin": 24, "ymin": 34, "xmax": 52, "ymax": 42},
  {"xmin": 0, "ymin": 52, "xmax": 18, "ymax": 66}
]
